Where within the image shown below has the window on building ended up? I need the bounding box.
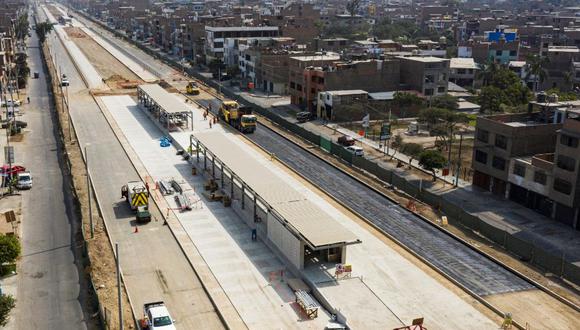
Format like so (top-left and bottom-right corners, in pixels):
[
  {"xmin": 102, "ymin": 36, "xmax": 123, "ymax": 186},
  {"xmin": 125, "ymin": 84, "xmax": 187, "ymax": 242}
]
[
  {"xmin": 492, "ymin": 156, "xmax": 506, "ymax": 171},
  {"xmin": 213, "ymin": 41, "xmax": 223, "ymax": 48},
  {"xmin": 245, "ymin": 54, "xmax": 251, "ymax": 61},
  {"xmin": 496, "ymin": 50, "xmax": 502, "ymax": 56},
  {"xmin": 509, "ymin": 50, "xmax": 517, "ymax": 57},
  {"xmin": 290, "ymin": 82, "xmax": 296, "ymax": 89},
  {"xmin": 311, "ymin": 88, "xmax": 316, "ymax": 94},
  {"xmin": 437, "ymin": 86, "xmax": 446, "ymax": 93},
  {"xmin": 560, "ymin": 134, "xmax": 579, "ymax": 148},
  {"xmin": 534, "ymin": 171, "xmax": 547, "ymax": 185},
  {"xmin": 457, "ymin": 69, "xmax": 466, "ymax": 74},
  {"xmin": 296, "ymin": 84, "xmax": 302, "ymax": 91},
  {"xmin": 425, "ymin": 75, "xmax": 435, "ymax": 83},
  {"xmin": 326, "ymin": 94, "xmax": 330, "ymax": 100},
  {"xmin": 475, "ymin": 150, "xmax": 488, "ymax": 164},
  {"xmin": 477, "ymin": 129, "xmax": 489, "ymax": 143},
  {"xmin": 556, "ymin": 155, "xmax": 576, "ymax": 172},
  {"xmin": 318, "ymin": 77, "xmax": 325, "ymax": 84},
  {"xmin": 495, "ymin": 134, "xmax": 508, "ymax": 149},
  {"xmin": 513, "ymin": 163, "xmax": 526, "ymax": 177},
  {"xmin": 311, "ymin": 76, "xmax": 317, "ymax": 82},
  {"xmin": 553, "ymin": 178, "xmax": 572, "ymax": 195},
  {"xmin": 425, "ymin": 88, "xmax": 434, "ymax": 96}
]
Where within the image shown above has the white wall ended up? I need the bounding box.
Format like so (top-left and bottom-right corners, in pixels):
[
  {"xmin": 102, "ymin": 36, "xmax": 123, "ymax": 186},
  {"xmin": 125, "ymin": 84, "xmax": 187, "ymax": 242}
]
[{"xmin": 267, "ymin": 213, "xmax": 303, "ymax": 269}]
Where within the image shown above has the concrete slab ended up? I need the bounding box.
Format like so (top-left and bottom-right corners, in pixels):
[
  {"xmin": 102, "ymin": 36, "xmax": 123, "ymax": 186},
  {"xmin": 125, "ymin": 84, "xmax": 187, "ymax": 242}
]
[
  {"xmin": 42, "ymin": 6, "xmax": 107, "ymax": 90},
  {"xmin": 313, "ymin": 278, "xmax": 403, "ymax": 329},
  {"xmin": 99, "ymin": 95, "xmax": 331, "ymax": 329}
]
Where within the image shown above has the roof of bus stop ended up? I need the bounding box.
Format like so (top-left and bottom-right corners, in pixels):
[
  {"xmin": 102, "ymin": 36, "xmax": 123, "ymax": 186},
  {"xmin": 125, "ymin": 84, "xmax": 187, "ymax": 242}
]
[
  {"xmin": 193, "ymin": 131, "xmax": 361, "ymax": 250},
  {"xmin": 138, "ymin": 84, "xmax": 192, "ymax": 114}
]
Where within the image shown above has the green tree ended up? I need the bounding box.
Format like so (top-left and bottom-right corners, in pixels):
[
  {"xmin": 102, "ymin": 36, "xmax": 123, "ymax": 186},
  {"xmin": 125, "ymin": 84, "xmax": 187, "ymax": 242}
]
[
  {"xmin": 419, "ymin": 150, "xmax": 447, "ymax": 181},
  {"xmin": 430, "ymin": 94, "xmax": 458, "ymax": 110},
  {"xmin": 401, "ymin": 142, "xmax": 423, "ymax": 163},
  {"xmin": 394, "ymin": 92, "xmax": 424, "ymax": 107},
  {"xmin": 390, "ymin": 134, "xmax": 403, "ymax": 158},
  {"xmin": 13, "ymin": 54, "xmax": 30, "ymax": 88},
  {"xmin": 226, "ymin": 65, "xmax": 240, "ymax": 78},
  {"xmin": 0, "ymin": 234, "xmax": 21, "ymax": 269},
  {"xmin": 208, "ymin": 58, "xmax": 224, "ymax": 75},
  {"xmin": 35, "ymin": 21, "xmax": 54, "ymax": 44},
  {"xmin": 14, "ymin": 13, "xmax": 29, "ymax": 41},
  {"xmin": 525, "ymin": 54, "xmax": 549, "ymax": 92},
  {"xmin": 477, "ymin": 60, "xmax": 499, "ymax": 87},
  {"xmin": 418, "ymin": 108, "xmax": 468, "ymax": 150},
  {"xmin": 479, "ymin": 86, "xmax": 508, "ymax": 114},
  {"xmin": 545, "ymin": 88, "xmax": 578, "ymax": 101},
  {"xmin": 0, "ymin": 295, "xmax": 15, "ymax": 327},
  {"xmin": 346, "ymin": 0, "xmax": 361, "ymax": 16}
]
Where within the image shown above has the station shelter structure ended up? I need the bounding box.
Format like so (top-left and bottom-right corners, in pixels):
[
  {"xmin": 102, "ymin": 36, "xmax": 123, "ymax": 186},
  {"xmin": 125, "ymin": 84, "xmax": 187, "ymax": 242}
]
[
  {"xmin": 137, "ymin": 84, "xmax": 194, "ymax": 131},
  {"xmin": 189, "ymin": 131, "xmax": 361, "ymax": 271}
]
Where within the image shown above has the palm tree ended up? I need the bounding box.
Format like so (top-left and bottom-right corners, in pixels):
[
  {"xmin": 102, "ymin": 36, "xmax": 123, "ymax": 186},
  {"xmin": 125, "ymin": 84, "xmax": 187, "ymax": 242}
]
[
  {"xmin": 525, "ymin": 54, "xmax": 549, "ymax": 93},
  {"xmin": 477, "ymin": 60, "xmax": 499, "ymax": 87},
  {"xmin": 563, "ymin": 71, "xmax": 573, "ymax": 92}
]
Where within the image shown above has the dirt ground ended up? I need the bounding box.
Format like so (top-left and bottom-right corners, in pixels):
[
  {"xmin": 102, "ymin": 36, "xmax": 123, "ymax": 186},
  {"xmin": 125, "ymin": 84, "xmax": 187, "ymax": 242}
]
[
  {"xmin": 46, "ymin": 5, "xmax": 62, "ymax": 21},
  {"xmin": 43, "ymin": 43, "xmax": 134, "ymax": 329},
  {"xmin": 63, "ymin": 27, "xmax": 142, "ymax": 90}
]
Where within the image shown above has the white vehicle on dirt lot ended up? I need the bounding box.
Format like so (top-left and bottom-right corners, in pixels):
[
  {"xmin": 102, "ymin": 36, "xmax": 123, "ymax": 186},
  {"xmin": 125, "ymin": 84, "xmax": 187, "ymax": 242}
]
[{"xmin": 140, "ymin": 301, "xmax": 176, "ymax": 330}]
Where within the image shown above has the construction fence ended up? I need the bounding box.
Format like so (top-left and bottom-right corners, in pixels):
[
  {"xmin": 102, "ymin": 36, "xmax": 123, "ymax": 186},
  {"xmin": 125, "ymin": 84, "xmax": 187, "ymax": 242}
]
[{"xmin": 82, "ymin": 12, "xmax": 580, "ymax": 287}]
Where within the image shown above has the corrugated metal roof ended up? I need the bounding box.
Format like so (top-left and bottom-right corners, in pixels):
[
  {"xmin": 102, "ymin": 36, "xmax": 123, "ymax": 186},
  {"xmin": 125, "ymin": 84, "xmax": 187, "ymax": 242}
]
[
  {"xmin": 138, "ymin": 84, "xmax": 192, "ymax": 114},
  {"xmin": 195, "ymin": 131, "xmax": 359, "ymax": 249}
]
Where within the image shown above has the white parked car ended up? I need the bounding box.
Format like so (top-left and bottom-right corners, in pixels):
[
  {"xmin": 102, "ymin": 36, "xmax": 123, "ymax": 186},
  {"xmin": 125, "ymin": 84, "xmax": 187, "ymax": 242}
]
[
  {"xmin": 142, "ymin": 302, "xmax": 176, "ymax": 330},
  {"xmin": 1, "ymin": 99, "xmax": 21, "ymax": 107},
  {"xmin": 345, "ymin": 145, "xmax": 364, "ymax": 157},
  {"xmin": 61, "ymin": 74, "xmax": 70, "ymax": 87},
  {"xmin": 16, "ymin": 172, "xmax": 32, "ymax": 190}
]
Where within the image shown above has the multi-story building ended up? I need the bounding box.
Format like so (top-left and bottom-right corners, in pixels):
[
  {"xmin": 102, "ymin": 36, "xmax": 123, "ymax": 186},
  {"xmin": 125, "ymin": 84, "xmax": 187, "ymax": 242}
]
[
  {"xmin": 398, "ymin": 56, "xmax": 449, "ymax": 97},
  {"xmin": 449, "ymin": 58, "xmax": 477, "ymax": 88},
  {"xmin": 289, "ymin": 57, "xmax": 400, "ymax": 112},
  {"xmin": 205, "ymin": 26, "xmax": 280, "ymax": 61},
  {"xmin": 288, "ymin": 53, "xmax": 341, "ymax": 111},
  {"xmin": 472, "ymin": 101, "xmax": 580, "ymax": 228},
  {"xmin": 541, "ymin": 46, "xmax": 580, "ymax": 91}
]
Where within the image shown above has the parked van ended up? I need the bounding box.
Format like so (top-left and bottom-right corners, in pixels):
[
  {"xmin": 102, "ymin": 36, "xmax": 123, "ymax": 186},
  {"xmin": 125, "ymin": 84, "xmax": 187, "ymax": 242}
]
[
  {"xmin": 345, "ymin": 145, "xmax": 364, "ymax": 157},
  {"xmin": 296, "ymin": 111, "xmax": 311, "ymax": 123},
  {"xmin": 16, "ymin": 172, "xmax": 32, "ymax": 190}
]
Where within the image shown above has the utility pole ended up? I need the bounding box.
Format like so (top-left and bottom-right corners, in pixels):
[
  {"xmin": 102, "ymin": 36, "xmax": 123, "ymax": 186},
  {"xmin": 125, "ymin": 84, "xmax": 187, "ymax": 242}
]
[
  {"xmin": 455, "ymin": 133, "xmax": 463, "ymax": 187},
  {"xmin": 85, "ymin": 145, "xmax": 93, "ymax": 238},
  {"xmin": 116, "ymin": 242, "xmax": 123, "ymax": 330}
]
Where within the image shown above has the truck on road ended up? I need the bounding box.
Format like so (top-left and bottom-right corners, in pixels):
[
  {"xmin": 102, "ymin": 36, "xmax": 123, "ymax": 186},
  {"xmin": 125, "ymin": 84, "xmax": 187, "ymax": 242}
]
[
  {"xmin": 121, "ymin": 181, "xmax": 151, "ymax": 223},
  {"xmin": 185, "ymin": 81, "xmax": 200, "ymax": 95},
  {"xmin": 219, "ymin": 100, "xmax": 257, "ymax": 133},
  {"xmin": 140, "ymin": 301, "xmax": 176, "ymax": 330}
]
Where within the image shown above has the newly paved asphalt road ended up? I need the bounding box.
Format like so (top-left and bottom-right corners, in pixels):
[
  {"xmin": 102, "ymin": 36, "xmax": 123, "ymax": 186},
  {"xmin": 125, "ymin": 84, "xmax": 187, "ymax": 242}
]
[
  {"xmin": 77, "ymin": 14, "xmax": 537, "ymax": 297},
  {"xmin": 11, "ymin": 13, "xmax": 88, "ymax": 329},
  {"xmin": 39, "ymin": 7, "xmax": 224, "ymax": 329}
]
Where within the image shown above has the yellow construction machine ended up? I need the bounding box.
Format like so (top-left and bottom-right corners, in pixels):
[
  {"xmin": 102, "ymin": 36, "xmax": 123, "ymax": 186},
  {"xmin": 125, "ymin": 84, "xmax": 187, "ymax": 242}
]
[
  {"xmin": 219, "ymin": 100, "xmax": 257, "ymax": 133},
  {"xmin": 186, "ymin": 81, "xmax": 200, "ymax": 95}
]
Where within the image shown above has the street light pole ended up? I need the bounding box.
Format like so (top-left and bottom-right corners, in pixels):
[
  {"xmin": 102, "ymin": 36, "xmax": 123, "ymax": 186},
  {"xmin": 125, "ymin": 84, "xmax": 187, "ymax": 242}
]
[
  {"xmin": 116, "ymin": 242, "xmax": 123, "ymax": 330},
  {"xmin": 85, "ymin": 145, "xmax": 93, "ymax": 238},
  {"xmin": 455, "ymin": 133, "xmax": 463, "ymax": 187}
]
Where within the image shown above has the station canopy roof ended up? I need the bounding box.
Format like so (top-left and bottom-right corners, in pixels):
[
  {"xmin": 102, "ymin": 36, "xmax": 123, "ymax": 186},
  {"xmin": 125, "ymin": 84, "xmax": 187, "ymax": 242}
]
[
  {"xmin": 138, "ymin": 84, "xmax": 192, "ymax": 114},
  {"xmin": 195, "ymin": 131, "xmax": 360, "ymax": 249}
]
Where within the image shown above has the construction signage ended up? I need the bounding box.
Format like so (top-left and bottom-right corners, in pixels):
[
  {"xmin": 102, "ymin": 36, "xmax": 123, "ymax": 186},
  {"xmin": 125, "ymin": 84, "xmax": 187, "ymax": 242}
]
[{"xmin": 131, "ymin": 192, "xmax": 148, "ymax": 207}]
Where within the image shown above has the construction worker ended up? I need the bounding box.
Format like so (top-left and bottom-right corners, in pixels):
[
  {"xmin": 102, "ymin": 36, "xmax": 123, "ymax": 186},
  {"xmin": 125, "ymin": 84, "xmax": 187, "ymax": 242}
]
[
  {"xmin": 145, "ymin": 181, "xmax": 150, "ymax": 195},
  {"xmin": 27, "ymin": 96, "xmax": 30, "ymax": 104},
  {"xmin": 121, "ymin": 184, "xmax": 128, "ymax": 201},
  {"xmin": 209, "ymin": 121, "xmax": 212, "ymax": 129}
]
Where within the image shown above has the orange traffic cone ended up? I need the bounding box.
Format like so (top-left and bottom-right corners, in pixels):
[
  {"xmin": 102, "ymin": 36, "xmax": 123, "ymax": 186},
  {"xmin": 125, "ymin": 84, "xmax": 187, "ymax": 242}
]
[{"xmin": 134, "ymin": 226, "xmax": 139, "ymax": 233}]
